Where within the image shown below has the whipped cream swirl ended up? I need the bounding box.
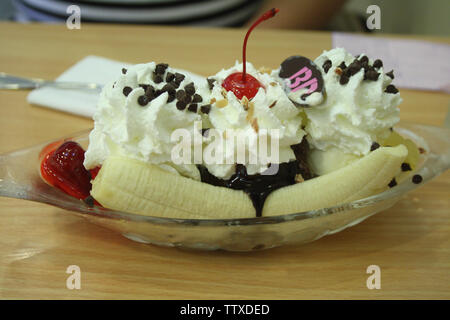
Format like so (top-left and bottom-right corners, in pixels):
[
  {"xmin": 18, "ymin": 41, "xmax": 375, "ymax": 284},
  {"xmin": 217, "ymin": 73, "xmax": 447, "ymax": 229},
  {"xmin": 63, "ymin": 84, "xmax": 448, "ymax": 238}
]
[
  {"xmin": 304, "ymin": 48, "xmax": 401, "ymax": 155},
  {"xmin": 84, "ymin": 62, "xmax": 209, "ymax": 179}
]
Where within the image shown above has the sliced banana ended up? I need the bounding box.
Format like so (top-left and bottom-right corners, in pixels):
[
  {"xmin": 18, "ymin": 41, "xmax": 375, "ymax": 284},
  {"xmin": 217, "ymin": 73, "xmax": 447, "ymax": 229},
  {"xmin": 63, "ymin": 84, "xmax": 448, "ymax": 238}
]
[{"xmin": 91, "ymin": 145, "xmax": 407, "ymax": 219}]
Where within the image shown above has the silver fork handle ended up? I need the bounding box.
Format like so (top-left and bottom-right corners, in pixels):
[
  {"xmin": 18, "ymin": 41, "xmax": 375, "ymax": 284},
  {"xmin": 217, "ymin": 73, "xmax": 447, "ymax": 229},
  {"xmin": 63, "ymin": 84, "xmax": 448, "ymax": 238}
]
[{"xmin": 0, "ymin": 73, "xmax": 102, "ymax": 90}]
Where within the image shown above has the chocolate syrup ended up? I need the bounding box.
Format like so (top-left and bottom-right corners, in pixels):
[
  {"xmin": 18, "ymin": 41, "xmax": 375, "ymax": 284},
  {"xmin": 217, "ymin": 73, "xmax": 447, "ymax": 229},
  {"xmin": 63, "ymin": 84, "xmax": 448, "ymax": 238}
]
[{"xmin": 197, "ymin": 140, "xmax": 314, "ymax": 217}]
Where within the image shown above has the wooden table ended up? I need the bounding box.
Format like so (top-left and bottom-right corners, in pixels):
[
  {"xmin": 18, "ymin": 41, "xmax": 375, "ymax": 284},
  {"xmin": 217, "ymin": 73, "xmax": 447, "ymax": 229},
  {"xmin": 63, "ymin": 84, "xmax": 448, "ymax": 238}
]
[{"xmin": 0, "ymin": 22, "xmax": 449, "ymax": 300}]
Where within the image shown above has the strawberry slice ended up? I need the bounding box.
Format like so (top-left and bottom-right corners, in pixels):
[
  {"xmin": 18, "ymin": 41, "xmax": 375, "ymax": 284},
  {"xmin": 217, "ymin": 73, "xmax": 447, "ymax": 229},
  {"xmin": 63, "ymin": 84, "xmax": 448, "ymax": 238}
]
[{"xmin": 40, "ymin": 141, "xmax": 93, "ymax": 200}]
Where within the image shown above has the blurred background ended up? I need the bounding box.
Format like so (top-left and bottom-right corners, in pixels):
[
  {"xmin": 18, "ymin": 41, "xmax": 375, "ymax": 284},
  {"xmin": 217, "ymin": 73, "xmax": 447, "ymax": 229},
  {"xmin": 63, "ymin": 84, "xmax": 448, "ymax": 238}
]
[{"xmin": 0, "ymin": 0, "xmax": 449, "ymax": 36}]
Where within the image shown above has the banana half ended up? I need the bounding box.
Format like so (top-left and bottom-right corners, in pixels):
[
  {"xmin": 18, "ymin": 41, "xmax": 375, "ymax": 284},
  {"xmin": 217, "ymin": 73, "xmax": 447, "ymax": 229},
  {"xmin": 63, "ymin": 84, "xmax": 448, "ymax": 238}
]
[{"xmin": 91, "ymin": 144, "xmax": 408, "ymax": 219}]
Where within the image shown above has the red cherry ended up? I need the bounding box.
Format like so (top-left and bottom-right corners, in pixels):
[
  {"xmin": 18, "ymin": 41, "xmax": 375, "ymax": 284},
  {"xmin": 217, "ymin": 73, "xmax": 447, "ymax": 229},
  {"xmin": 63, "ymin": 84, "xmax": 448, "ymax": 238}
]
[
  {"xmin": 40, "ymin": 141, "xmax": 93, "ymax": 200},
  {"xmin": 222, "ymin": 72, "xmax": 262, "ymax": 100},
  {"xmin": 222, "ymin": 8, "xmax": 279, "ymax": 100}
]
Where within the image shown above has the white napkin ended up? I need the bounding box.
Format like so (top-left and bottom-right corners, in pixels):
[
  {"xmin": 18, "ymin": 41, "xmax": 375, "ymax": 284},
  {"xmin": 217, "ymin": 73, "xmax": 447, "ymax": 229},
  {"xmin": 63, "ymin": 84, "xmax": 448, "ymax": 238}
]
[{"xmin": 27, "ymin": 55, "xmax": 206, "ymax": 118}]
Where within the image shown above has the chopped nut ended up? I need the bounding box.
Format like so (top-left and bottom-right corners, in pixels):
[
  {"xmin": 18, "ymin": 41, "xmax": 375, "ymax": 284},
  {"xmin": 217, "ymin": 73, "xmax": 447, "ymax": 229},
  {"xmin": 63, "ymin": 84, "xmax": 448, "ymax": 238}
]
[
  {"xmin": 295, "ymin": 174, "xmax": 304, "ymax": 183},
  {"xmin": 258, "ymin": 66, "xmax": 272, "ymax": 74},
  {"xmin": 335, "ymin": 68, "xmax": 343, "ymax": 76},
  {"xmin": 216, "ymin": 99, "xmax": 228, "ymax": 108},
  {"xmin": 241, "ymin": 96, "xmax": 249, "ymax": 110},
  {"xmin": 210, "ymin": 97, "xmax": 216, "ymax": 104},
  {"xmin": 221, "ymin": 87, "xmax": 228, "ymax": 98},
  {"xmin": 246, "ymin": 101, "xmax": 254, "ymax": 122},
  {"xmin": 251, "ymin": 118, "xmax": 259, "ymax": 132},
  {"xmin": 270, "ymin": 82, "xmax": 278, "ymax": 86}
]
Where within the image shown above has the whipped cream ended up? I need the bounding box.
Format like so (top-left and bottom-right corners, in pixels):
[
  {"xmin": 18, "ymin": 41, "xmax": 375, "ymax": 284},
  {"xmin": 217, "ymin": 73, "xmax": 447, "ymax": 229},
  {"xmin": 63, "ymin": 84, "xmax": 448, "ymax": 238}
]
[
  {"xmin": 304, "ymin": 48, "xmax": 401, "ymax": 156},
  {"xmin": 83, "ymin": 62, "xmax": 210, "ymax": 180},
  {"xmin": 204, "ymin": 62, "xmax": 305, "ymax": 179}
]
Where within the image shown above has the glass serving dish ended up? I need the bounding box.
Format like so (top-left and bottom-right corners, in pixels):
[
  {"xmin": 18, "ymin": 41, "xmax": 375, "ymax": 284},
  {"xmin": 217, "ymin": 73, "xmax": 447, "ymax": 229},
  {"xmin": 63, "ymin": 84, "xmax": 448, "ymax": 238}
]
[{"xmin": 0, "ymin": 122, "xmax": 449, "ymax": 251}]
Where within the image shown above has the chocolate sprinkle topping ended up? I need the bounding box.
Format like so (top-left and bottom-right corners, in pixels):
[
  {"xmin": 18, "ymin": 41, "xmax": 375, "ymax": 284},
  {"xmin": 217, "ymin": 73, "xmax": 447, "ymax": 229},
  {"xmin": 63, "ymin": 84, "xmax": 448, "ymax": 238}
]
[
  {"xmin": 386, "ymin": 70, "xmax": 394, "ymax": 79},
  {"xmin": 187, "ymin": 103, "xmax": 198, "ymax": 113},
  {"xmin": 359, "ymin": 55, "xmax": 369, "ymax": 64},
  {"xmin": 137, "ymin": 95, "xmax": 149, "ymax": 106},
  {"xmin": 412, "ymin": 174, "xmax": 423, "ymax": 184},
  {"xmin": 339, "ymin": 74, "xmax": 349, "ymax": 85},
  {"xmin": 153, "ymin": 73, "xmax": 163, "ymax": 84},
  {"xmin": 155, "ymin": 63, "xmax": 168, "ymax": 75},
  {"xmin": 385, "ymin": 84, "xmax": 399, "ymax": 94},
  {"xmin": 84, "ymin": 195, "xmax": 95, "ymax": 207},
  {"xmin": 322, "ymin": 60, "xmax": 332, "ymax": 73},
  {"xmin": 401, "ymin": 162, "xmax": 412, "ymax": 171},
  {"xmin": 370, "ymin": 142, "xmax": 380, "ymax": 151},
  {"xmin": 388, "ymin": 178, "xmax": 397, "ymax": 188},
  {"xmin": 176, "ymin": 89, "xmax": 186, "ymax": 100},
  {"xmin": 192, "ymin": 93, "xmax": 203, "ymax": 103},
  {"xmin": 122, "ymin": 86, "xmax": 132, "ymax": 97},
  {"xmin": 201, "ymin": 128, "xmax": 210, "ymax": 137},
  {"xmin": 200, "ymin": 104, "xmax": 211, "ymax": 114},
  {"xmin": 207, "ymin": 78, "xmax": 216, "ymax": 90},
  {"xmin": 373, "ymin": 59, "xmax": 383, "ymax": 69},
  {"xmin": 365, "ymin": 70, "xmax": 380, "ymax": 81},
  {"xmin": 184, "ymin": 82, "xmax": 195, "ymax": 96},
  {"xmin": 176, "ymin": 100, "xmax": 187, "ymax": 110},
  {"xmin": 174, "ymin": 73, "xmax": 185, "ymax": 85}
]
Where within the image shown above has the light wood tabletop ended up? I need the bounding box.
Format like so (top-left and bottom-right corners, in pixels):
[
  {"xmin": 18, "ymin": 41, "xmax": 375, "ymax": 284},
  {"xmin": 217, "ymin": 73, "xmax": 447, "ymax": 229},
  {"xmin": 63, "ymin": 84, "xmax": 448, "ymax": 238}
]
[{"xmin": 0, "ymin": 22, "xmax": 449, "ymax": 300}]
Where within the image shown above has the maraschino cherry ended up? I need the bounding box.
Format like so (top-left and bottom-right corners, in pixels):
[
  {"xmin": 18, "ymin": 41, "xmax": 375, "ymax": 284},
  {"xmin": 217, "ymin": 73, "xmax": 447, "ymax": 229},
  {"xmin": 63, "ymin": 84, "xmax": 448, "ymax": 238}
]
[{"xmin": 222, "ymin": 8, "xmax": 279, "ymax": 100}]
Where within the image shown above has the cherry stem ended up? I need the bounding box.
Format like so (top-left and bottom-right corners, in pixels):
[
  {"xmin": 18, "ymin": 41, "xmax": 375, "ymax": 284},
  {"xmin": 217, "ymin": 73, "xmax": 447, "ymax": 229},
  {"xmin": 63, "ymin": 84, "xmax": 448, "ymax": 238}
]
[{"xmin": 242, "ymin": 8, "xmax": 279, "ymax": 82}]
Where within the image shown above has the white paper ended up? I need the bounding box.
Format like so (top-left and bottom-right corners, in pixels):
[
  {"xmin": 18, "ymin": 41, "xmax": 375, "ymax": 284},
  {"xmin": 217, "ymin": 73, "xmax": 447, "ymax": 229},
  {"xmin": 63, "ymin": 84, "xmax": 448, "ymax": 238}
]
[{"xmin": 332, "ymin": 32, "xmax": 450, "ymax": 92}]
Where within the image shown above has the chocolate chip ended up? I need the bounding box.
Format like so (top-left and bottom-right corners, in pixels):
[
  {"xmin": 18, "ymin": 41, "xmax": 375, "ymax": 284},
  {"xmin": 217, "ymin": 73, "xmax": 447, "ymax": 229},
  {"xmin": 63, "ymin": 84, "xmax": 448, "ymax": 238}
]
[
  {"xmin": 139, "ymin": 84, "xmax": 149, "ymax": 91},
  {"xmin": 192, "ymin": 93, "xmax": 203, "ymax": 103},
  {"xmin": 176, "ymin": 100, "xmax": 187, "ymax": 110},
  {"xmin": 419, "ymin": 147, "xmax": 425, "ymax": 154},
  {"xmin": 347, "ymin": 60, "xmax": 362, "ymax": 76},
  {"xmin": 338, "ymin": 61, "xmax": 347, "ymax": 69},
  {"xmin": 167, "ymin": 95, "xmax": 175, "ymax": 103},
  {"xmin": 169, "ymin": 80, "xmax": 180, "ymax": 89},
  {"xmin": 137, "ymin": 95, "xmax": 149, "ymax": 106},
  {"xmin": 122, "ymin": 86, "xmax": 133, "ymax": 97},
  {"xmin": 373, "ymin": 59, "xmax": 383, "ymax": 69},
  {"xmin": 385, "ymin": 84, "xmax": 399, "ymax": 94},
  {"xmin": 162, "ymin": 83, "xmax": 176, "ymax": 96},
  {"xmin": 401, "ymin": 162, "xmax": 412, "ymax": 171},
  {"xmin": 339, "ymin": 74, "xmax": 349, "ymax": 85},
  {"xmin": 83, "ymin": 196, "xmax": 95, "ymax": 207},
  {"xmin": 201, "ymin": 128, "xmax": 210, "ymax": 137},
  {"xmin": 365, "ymin": 70, "xmax": 380, "ymax": 81},
  {"xmin": 207, "ymin": 78, "xmax": 216, "ymax": 90},
  {"xmin": 153, "ymin": 73, "xmax": 163, "ymax": 84},
  {"xmin": 386, "ymin": 70, "xmax": 395, "ymax": 79},
  {"xmin": 122, "ymin": 68, "xmax": 127, "ymax": 75},
  {"xmin": 176, "ymin": 89, "xmax": 186, "ymax": 100},
  {"xmin": 166, "ymin": 72, "xmax": 175, "ymax": 82},
  {"xmin": 322, "ymin": 60, "xmax": 332, "ymax": 73},
  {"xmin": 359, "ymin": 55, "xmax": 369, "ymax": 64},
  {"xmin": 200, "ymin": 104, "xmax": 211, "ymax": 114},
  {"xmin": 187, "ymin": 103, "xmax": 198, "ymax": 113},
  {"xmin": 412, "ymin": 174, "xmax": 423, "ymax": 184},
  {"xmin": 184, "ymin": 82, "xmax": 195, "ymax": 95},
  {"xmin": 174, "ymin": 72, "xmax": 185, "ymax": 85},
  {"xmin": 388, "ymin": 178, "xmax": 397, "ymax": 188},
  {"xmin": 370, "ymin": 142, "xmax": 380, "ymax": 151},
  {"xmin": 145, "ymin": 85, "xmax": 155, "ymax": 98},
  {"xmin": 155, "ymin": 63, "xmax": 168, "ymax": 75}
]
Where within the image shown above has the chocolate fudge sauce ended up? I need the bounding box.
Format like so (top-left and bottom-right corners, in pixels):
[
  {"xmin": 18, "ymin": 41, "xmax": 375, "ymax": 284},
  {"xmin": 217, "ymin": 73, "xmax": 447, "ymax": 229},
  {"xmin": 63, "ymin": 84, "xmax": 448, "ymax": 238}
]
[{"xmin": 197, "ymin": 140, "xmax": 315, "ymax": 217}]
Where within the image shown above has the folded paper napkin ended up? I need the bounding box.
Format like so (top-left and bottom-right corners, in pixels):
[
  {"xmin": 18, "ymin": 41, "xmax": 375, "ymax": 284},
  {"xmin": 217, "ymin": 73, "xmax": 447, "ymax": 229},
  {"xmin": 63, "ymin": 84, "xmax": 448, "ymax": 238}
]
[{"xmin": 27, "ymin": 55, "xmax": 206, "ymax": 118}]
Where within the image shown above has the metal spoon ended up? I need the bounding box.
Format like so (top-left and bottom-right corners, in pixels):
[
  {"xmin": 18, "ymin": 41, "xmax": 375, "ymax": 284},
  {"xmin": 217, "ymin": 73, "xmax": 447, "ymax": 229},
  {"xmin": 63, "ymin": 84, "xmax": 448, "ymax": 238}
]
[{"xmin": 0, "ymin": 73, "xmax": 102, "ymax": 91}]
